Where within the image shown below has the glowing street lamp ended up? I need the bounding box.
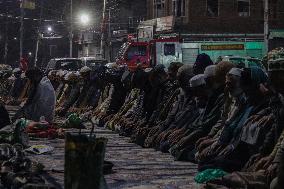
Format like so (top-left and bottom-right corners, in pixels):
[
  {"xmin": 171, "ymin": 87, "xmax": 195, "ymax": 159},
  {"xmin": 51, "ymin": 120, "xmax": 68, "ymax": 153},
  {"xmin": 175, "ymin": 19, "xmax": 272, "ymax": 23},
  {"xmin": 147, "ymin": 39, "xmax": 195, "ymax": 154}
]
[
  {"xmin": 47, "ymin": 26, "xmax": 53, "ymax": 32},
  {"xmin": 79, "ymin": 13, "xmax": 90, "ymax": 25}
]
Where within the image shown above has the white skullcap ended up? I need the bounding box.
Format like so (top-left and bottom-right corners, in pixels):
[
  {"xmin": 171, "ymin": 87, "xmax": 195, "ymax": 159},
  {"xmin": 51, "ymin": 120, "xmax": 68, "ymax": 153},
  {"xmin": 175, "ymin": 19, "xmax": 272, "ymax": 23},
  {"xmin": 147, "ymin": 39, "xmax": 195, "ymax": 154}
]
[
  {"xmin": 13, "ymin": 68, "xmax": 21, "ymax": 73},
  {"xmin": 8, "ymin": 75, "xmax": 16, "ymax": 81},
  {"xmin": 75, "ymin": 71, "xmax": 81, "ymax": 77},
  {"xmin": 48, "ymin": 70, "xmax": 56, "ymax": 76},
  {"xmin": 64, "ymin": 72, "xmax": 71, "ymax": 80},
  {"xmin": 56, "ymin": 70, "xmax": 62, "ymax": 76},
  {"xmin": 20, "ymin": 73, "xmax": 26, "ymax": 79},
  {"xmin": 80, "ymin": 66, "xmax": 91, "ymax": 73},
  {"xmin": 106, "ymin": 63, "xmax": 117, "ymax": 68},
  {"xmin": 62, "ymin": 70, "xmax": 68, "ymax": 77},
  {"xmin": 190, "ymin": 74, "xmax": 206, "ymax": 87},
  {"xmin": 204, "ymin": 65, "xmax": 216, "ymax": 78},
  {"xmin": 56, "ymin": 70, "xmax": 63, "ymax": 77},
  {"xmin": 228, "ymin": 68, "xmax": 242, "ymax": 77},
  {"xmin": 144, "ymin": 68, "xmax": 153, "ymax": 73}
]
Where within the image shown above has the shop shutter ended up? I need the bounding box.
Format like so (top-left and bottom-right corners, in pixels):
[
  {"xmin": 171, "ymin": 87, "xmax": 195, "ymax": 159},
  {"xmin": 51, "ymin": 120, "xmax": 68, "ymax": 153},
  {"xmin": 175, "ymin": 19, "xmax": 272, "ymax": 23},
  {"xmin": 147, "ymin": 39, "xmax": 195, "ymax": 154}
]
[{"xmin": 182, "ymin": 48, "xmax": 199, "ymax": 64}]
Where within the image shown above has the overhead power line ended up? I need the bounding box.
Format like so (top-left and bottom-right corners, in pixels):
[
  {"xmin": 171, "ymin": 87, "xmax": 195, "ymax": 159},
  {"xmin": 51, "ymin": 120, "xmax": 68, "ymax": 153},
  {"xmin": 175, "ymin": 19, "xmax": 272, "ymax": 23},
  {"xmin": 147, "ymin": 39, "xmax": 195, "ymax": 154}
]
[{"xmin": 0, "ymin": 13, "xmax": 65, "ymax": 23}]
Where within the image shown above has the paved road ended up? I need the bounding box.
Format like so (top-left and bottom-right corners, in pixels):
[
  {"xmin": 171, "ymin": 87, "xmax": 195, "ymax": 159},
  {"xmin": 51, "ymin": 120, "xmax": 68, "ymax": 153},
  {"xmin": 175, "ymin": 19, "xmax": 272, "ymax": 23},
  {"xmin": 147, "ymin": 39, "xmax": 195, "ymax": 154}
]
[
  {"xmin": 6, "ymin": 106, "xmax": 200, "ymax": 189},
  {"xmin": 26, "ymin": 128, "xmax": 200, "ymax": 189}
]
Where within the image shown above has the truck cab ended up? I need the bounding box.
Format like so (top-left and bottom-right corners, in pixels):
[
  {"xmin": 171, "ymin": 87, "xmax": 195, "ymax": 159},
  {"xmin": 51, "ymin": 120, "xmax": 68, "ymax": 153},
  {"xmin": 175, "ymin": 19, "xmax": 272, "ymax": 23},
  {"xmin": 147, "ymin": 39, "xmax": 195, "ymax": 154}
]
[
  {"xmin": 116, "ymin": 37, "xmax": 182, "ymax": 70},
  {"xmin": 116, "ymin": 41, "xmax": 150, "ymax": 70}
]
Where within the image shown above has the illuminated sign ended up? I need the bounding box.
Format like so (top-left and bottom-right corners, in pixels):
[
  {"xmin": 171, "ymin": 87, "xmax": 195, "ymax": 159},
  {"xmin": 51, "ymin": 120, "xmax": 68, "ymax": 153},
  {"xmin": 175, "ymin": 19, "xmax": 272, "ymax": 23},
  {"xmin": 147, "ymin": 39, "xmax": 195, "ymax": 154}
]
[{"xmin": 201, "ymin": 44, "xmax": 245, "ymax": 51}]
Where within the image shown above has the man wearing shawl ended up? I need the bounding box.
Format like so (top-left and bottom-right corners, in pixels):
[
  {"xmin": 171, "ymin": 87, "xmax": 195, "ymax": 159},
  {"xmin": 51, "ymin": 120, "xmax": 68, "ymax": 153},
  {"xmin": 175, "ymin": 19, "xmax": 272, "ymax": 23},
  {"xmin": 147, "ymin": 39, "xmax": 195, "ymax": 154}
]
[
  {"xmin": 196, "ymin": 67, "xmax": 244, "ymax": 162},
  {"xmin": 170, "ymin": 64, "xmax": 226, "ymax": 161},
  {"xmin": 199, "ymin": 67, "xmax": 270, "ymax": 172},
  {"xmin": 13, "ymin": 67, "xmax": 56, "ymax": 123},
  {"xmin": 159, "ymin": 73, "xmax": 208, "ymax": 153},
  {"xmin": 144, "ymin": 64, "xmax": 196, "ymax": 148},
  {"xmin": 204, "ymin": 52, "xmax": 284, "ymax": 189}
]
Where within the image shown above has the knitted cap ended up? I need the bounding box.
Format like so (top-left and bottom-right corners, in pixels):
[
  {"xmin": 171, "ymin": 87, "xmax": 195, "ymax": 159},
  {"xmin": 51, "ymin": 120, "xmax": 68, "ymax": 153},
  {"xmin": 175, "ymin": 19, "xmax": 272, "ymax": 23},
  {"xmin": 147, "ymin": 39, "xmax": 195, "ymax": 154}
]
[
  {"xmin": 268, "ymin": 58, "xmax": 284, "ymax": 72},
  {"xmin": 80, "ymin": 66, "xmax": 91, "ymax": 73},
  {"xmin": 64, "ymin": 72, "xmax": 78, "ymax": 81},
  {"xmin": 13, "ymin": 68, "xmax": 21, "ymax": 73},
  {"xmin": 228, "ymin": 68, "xmax": 242, "ymax": 77},
  {"xmin": 144, "ymin": 68, "xmax": 153, "ymax": 73},
  {"xmin": 190, "ymin": 74, "xmax": 206, "ymax": 87},
  {"xmin": 204, "ymin": 65, "xmax": 216, "ymax": 78}
]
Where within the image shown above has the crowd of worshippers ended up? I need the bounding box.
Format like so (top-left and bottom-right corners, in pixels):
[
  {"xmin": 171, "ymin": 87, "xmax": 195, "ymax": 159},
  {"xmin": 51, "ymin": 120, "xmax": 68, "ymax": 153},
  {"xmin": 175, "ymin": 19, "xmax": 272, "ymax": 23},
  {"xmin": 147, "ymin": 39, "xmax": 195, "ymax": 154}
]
[{"xmin": 1, "ymin": 48, "xmax": 284, "ymax": 188}]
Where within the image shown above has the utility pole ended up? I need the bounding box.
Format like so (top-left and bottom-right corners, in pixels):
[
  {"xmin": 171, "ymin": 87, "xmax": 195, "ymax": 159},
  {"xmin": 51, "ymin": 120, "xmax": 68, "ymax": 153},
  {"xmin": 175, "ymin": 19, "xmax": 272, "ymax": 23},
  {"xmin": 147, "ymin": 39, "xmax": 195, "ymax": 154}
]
[
  {"xmin": 69, "ymin": 0, "xmax": 73, "ymax": 58},
  {"xmin": 20, "ymin": 6, "xmax": 25, "ymax": 62},
  {"xmin": 108, "ymin": 9, "xmax": 111, "ymax": 62},
  {"xmin": 100, "ymin": 0, "xmax": 107, "ymax": 58},
  {"xmin": 4, "ymin": 5, "xmax": 8, "ymax": 65},
  {"xmin": 264, "ymin": 0, "xmax": 269, "ymax": 53},
  {"xmin": 34, "ymin": 0, "xmax": 44, "ymax": 66}
]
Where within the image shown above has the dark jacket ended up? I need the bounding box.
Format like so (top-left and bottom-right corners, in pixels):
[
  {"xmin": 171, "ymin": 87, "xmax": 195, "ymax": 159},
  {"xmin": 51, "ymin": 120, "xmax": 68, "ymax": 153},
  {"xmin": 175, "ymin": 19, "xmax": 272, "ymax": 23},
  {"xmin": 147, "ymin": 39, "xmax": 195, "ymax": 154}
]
[
  {"xmin": 0, "ymin": 104, "xmax": 10, "ymax": 129},
  {"xmin": 148, "ymin": 80, "xmax": 178, "ymax": 125},
  {"xmin": 259, "ymin": 94, "xmax": 284, "ymax": 156}
]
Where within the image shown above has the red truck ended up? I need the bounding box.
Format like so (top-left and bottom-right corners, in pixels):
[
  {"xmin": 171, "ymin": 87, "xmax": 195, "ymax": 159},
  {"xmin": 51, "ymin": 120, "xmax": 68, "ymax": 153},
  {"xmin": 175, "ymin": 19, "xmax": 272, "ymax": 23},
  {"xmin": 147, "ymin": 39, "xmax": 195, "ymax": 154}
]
[{"xmin": 116, "ymin": 36, "xmax": 183, "ymax": 70}]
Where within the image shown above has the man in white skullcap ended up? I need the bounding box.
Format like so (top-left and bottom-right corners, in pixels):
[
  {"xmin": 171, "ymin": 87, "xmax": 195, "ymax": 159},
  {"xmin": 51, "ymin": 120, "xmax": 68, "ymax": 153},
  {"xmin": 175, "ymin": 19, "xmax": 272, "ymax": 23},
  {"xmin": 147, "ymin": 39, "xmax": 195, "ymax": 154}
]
[
  {"xmin": 80, "ymin": 66, "xmax": 91, "ymax": 74},
  {"xmin": 190, "ymin": 74, "xmax": 206, "ymax": 87},
  {"xmin": 203, "ymin": 65, "xmax": 217, "ymax": 91},
  {"xmin": 157, "ymin": 74, "xmax": 209, "ymax": 154},
  {"xmin": 169, "ymin": 62, "xmax": 227, "ymax": 161},
  {"xmin": 204, "ymin": 65, "xmax": 216, "ymax": 78},
  {"xmin": 70, "ymin": 66, "xmax": 96, "ymax": 112},
  {"xmin": 226, "ymin": 67, "xmax": 243, "ymax": 97},
  {"xmin": 56, "ymin": 71, "xmax": 81, "ymax": 116},
  {"xmin": 190, "ymin": 74, "xmax": 208, "ymax": 111},
  {"xmin": 195, "ymin": 66, "xmax": 247, "ymax": 165}
]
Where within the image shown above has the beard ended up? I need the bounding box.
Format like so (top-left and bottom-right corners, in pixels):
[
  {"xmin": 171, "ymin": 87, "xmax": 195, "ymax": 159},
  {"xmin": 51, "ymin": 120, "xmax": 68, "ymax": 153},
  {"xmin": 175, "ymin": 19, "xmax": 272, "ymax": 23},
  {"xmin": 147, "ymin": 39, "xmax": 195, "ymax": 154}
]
[{"xmin": 229, "ymin": 87, "xmax": 243, "ymax": 97}]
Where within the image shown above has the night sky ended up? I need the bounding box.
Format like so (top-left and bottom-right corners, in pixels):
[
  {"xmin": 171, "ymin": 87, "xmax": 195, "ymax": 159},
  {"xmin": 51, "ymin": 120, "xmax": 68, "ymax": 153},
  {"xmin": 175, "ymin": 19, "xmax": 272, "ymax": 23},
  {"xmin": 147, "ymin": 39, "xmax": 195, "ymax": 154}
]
[{"xmin": 0, "ymin": 0, "xmax": 93, "ymax": 68}]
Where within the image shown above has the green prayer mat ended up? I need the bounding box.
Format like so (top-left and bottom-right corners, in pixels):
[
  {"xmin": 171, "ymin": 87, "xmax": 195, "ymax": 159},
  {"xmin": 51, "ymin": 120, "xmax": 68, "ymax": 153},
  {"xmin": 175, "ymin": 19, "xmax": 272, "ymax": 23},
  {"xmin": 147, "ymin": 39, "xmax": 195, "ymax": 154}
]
[{"xmin": 194, "ymin": 169, "xmax": 227, "ymax": 184}]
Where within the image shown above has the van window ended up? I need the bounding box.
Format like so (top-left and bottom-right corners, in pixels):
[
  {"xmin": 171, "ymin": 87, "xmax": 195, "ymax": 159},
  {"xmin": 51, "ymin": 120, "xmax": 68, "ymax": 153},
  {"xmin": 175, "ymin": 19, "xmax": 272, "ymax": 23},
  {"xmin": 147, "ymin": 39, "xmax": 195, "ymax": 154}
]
[
  {"xmin": 247, "ymin": 58, "xmax": 262, "ymax": 68},
  {"xmin": 55, "ymin": 60, "xmax": 82, "ymax": 71},
  {"xmin": 86, "ymin": 60, "xmax": 107, "ymax": 68},
  {"xmin": 164, "ymin": 44, "xmax": 175, "ymax": 56}
]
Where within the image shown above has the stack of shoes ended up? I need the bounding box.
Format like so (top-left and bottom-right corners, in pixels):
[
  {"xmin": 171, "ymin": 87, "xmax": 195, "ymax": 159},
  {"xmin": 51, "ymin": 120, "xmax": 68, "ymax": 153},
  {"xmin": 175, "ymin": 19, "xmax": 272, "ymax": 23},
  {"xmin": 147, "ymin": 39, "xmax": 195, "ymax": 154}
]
[{"xmin": 0, "ymin": 144, "xmax": 53, "ymax": 188}]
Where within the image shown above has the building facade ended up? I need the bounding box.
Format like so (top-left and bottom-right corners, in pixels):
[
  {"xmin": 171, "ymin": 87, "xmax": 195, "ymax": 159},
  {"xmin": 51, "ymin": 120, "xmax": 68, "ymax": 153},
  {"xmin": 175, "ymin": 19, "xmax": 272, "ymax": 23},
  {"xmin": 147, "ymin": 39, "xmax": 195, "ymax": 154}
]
[
  {"xmin": 146, "ymin": 0, "xmax": 284, "ymax": 34},
  {"xmin": 141, "ymin": 0, "xmax": 284, "ymax": 62}
]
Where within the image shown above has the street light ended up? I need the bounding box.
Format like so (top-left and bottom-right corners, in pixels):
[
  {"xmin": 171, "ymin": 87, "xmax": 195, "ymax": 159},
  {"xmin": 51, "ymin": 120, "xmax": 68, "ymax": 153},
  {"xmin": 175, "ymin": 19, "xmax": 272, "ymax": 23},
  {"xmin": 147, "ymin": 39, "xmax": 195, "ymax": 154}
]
[
  {"xmin": 47, "ymin": 26, "xmax": 52, "ymax": 32},
  {"xmin": 28, "ymin": 52, "xmax": 32, "ymax": 56},
  {"xmin": 79, "ymin": 13, "xmax": 90, "ymax": 25}
]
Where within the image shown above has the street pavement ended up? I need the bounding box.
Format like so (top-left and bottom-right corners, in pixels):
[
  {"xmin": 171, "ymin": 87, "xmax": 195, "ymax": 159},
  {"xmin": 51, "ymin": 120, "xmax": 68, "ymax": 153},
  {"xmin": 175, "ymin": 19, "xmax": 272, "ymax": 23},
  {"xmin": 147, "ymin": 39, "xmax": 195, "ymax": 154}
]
[
  {"xmin": 6, "ymin": 106, "xmax": 200, "ymax": 189},
  {"xmin": 27, "ymin": 127, "xmax": 200, "ymax": 189}
]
